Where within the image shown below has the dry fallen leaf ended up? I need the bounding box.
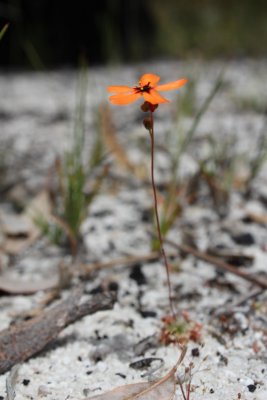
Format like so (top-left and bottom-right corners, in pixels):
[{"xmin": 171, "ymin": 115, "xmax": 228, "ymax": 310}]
[
  {"xmin": 0, "ymin": 190, "xmax": 52, "ymax": 255},
  {"xmin": 87, "ymin": 347, "xmax": 187, "ymax": 400},
  {"xmin": 0, "ymin": 275, "xmax": 59, "ymax": 295},
  {"xmin": 87, "ymin": 370, "xmax": 175, "ymax": 400}
]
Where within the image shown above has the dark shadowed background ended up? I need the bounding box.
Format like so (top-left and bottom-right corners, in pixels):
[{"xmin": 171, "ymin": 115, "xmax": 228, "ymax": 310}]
[{"xmin": 1, "ymin": 0, "xmax": 267, "ymax": 69}]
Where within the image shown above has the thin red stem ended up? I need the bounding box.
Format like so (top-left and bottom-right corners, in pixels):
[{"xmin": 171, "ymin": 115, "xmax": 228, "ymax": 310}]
[
  {"xmin": 149, "ymin": 111, "xmax": 175, "ymax": 316},
  {"xmin": 178, "ymin": 381, "xmax": 187, "ymax": 400}
]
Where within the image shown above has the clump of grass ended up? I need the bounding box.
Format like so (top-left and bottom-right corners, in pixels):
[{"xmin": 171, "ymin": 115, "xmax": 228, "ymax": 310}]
[
  {"xmin": 244, "ymin": 115, "xmax": 267, "ymax": 195},
  {"xmin": 152, "ymin": 72, "xmax": 224, "ymax": 250},
  {"xmin": 37, "ymin": 67, "xmax": 106, "ymax": 255}
]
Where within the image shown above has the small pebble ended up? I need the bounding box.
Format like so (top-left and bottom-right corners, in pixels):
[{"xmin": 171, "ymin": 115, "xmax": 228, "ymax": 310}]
[
  {"xmin": 115, "ymin": 373, "xmax": 126, "ymax": 379},
  {"xmin": 247, "ymin": 384, "xmax": 256, "ymax": 393},
  {"xmin": 108, "ymin": 281, "xmax": 119, "ymax": 292},
  {"xmin": 191, "ymin": 347, "xmax": 200, "ymax": 357},
  {"xmin": 129, "ymin": 264, "xmax": 147, "ymax": 285},
  {"xmin": 140, "ymin": 310, "xmax": 157, "ymax": 318},
  {"xmin": 232, "ymin": 232, "xmax": 255, "ymax": 246}
]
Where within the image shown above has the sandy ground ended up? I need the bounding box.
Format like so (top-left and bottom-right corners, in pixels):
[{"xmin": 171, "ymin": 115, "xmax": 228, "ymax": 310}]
[{"xmin": 0, "ymin": 60, "xmax": 267, "ymax": 399}]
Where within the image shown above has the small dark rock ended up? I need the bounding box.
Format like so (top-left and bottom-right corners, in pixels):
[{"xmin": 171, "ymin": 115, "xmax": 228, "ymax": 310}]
[
  {"xmin": 216, "ymin": 351, "xmax": 228, "ymax": 366},
  {"xmin": 191, "ymin": 347, "xmax": 200, "ymax": 357},
  {"xmin": 242, "ymin": 216, "xmax": 253, "ymax": 224},
  {"xmin": 86, "ymin": 371, "xmax": 93, "ymax": 375},
  {"xmin": 141, "ymin": 209, "xmax": 152, "ymax": 223},
  {"xmin": 94, "ymin": 330, "xmax": 101, "ymax": 340},
  {"xmin": 140, "ymin": 310, "xmax": 157, "ymax": 318},
  {"xmin": 129, "ymin": 357, "xmax": 163, "ymax": 370},
  {"xmin": 92, "ymin": 210, "xmax": 112, "ymax": 218},
  {"xmin": 225, "ymin": 255, "xmax": 253, "ymax": 267},
  {"xmin": 129, "ymin": 264, "xmax": 147, "ymax": 285},
  {"xmin": 232, "ymin": 232, "xmax": 255, "ymax": 246},
  {"xmin": 108, "ymin": 281, "xmax": 119, "ymax": 292},
  {"xmin": 247, "ymin": 384, "xmax": 256, "ymax": 393},
  {"xmin": 22, "ymin": 379, "xmax": 30, "ymax": 386},
  {"xmin": 115, "ymin": 373, "xmax": 126, "ymax": 379},
  {"xmin": 210, "ymin": 388, "xmax": 214, "ymax": 393},
  {"xmin": 90, "ymin": 286, "xmax": 103, "ymax": 295}
]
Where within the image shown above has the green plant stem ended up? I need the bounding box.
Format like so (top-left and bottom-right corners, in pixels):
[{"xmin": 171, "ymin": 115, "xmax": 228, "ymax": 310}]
[{"xmin": 149, "ymin": 111, "xmax": 175, "ymax": 317}]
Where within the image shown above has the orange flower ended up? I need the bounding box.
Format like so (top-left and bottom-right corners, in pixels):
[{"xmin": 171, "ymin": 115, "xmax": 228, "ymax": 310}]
[{"xmin": 107, "ymin": 73, "xmax": 187, "ymax": 106}]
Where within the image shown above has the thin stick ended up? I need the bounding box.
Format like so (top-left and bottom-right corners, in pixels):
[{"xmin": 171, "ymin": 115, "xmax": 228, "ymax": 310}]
[
  {"xmin": 165, "ymin": 238, "xmax": 267, "ymax": 289},
  {"xmin": 149, "ymin": 111, "xmax": 175, "ymax": 316},
  {"xmin": 0, "ymin": 287, "xmax": 115, "ymax": 374},
  {"xmin": 178, "ymin": 381, "xmax": 187, "ymax": 400},
  {"xmin": 80, "ymin": 251, "xmax": 164, "ymax": 274}
]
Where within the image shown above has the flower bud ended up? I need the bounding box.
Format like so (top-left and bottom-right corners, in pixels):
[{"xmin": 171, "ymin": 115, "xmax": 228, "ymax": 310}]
[
  {"xmin": 141, "ymin": 101, "xmax": 158, "ymax": 113},
  {"xmin": 143, "ymin": 116, "xmax": 153, "ymax": 130}
]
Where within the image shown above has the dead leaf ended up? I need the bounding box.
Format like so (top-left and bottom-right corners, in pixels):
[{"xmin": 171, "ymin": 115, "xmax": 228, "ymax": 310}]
[
  {"xmin": 87, "ymin": 347, "xmax": 187, "ymax": 400},
  {"xmin": 87, "ymin": 370, "xmax": 175, "ymax": 400},
  {"xmin": 0, "ymin": 190, "xmax": 52, "ymax": 255},
  {"xmin": 0, "ymin": 214, "xmax": 31, "ymax": 237},
  {"xmin": 0, "ymin": 275, "xmax": 59, "ymax": 295}
]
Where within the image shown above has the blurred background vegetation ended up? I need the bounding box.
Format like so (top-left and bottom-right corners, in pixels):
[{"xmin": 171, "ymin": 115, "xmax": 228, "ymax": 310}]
[{"xmin": 1, "ymin": 0, "xmax": 267, "ymax": 68}]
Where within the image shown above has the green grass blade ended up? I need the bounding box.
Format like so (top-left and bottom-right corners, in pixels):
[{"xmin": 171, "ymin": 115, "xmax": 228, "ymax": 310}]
[{"xmin": 183, "ymin": 70, "xmax": 225, "ymax": 154}]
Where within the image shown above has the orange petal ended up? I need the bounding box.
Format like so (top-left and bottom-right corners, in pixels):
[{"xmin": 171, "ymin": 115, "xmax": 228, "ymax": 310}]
[
  {"xmin": 139, "ymin": 73, "xmax": 160, "ymax": 87},
  {"xmin": 156, "ymin": 78, "xmax": 187, "ymax": 92},
  {"xmin": 143, "ymin": 89, "xmax": 169, "ymax": 104},
  {"xmin": 107, "ymin": 85, "xmax": 133, "ymax": 93},
  {"xmin": 109, "ymin": 92, "xmax": 142, "ymax": 105}
]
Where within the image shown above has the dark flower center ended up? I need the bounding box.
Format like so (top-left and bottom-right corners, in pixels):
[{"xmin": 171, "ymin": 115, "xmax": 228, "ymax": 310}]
[{"xmin": 135, "ymin": 82, "xmax": 151, "ymax": 94}]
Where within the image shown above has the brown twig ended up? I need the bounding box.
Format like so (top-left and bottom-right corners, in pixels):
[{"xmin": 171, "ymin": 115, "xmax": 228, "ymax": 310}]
[
  {"xmin": 0, "ymin": 286, "xmax": 116, "ymax": 374},
  {"xmin": 165, "ymin": 238, "xmax": 267, "ymax": 289},
  {"xmin": 79, "ymin": 251, "xmax": 168, "ymax": 275}
]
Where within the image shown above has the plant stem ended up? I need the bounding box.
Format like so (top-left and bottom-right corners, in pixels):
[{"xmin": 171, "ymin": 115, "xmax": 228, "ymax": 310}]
[{"xmin": 149, "ymin": 111, "xmax": 175, "ymax": 317}]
